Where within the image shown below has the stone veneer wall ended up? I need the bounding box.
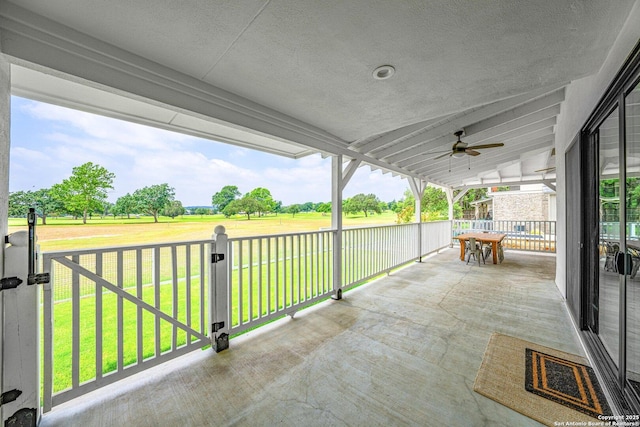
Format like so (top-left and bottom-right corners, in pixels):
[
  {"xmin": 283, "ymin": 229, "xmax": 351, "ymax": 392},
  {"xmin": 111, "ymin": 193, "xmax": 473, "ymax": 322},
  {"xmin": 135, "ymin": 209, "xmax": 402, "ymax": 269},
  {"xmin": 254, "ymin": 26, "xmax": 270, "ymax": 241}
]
[{"xmin": 491, "ymin": 193, "xmax": 549, "ymax": 221}]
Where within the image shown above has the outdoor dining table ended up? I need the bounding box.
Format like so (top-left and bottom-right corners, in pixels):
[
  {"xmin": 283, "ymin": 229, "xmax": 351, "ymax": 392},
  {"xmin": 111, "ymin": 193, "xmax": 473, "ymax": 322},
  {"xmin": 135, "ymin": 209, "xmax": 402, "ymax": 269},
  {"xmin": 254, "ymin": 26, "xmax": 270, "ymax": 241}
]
[{"xmin": 456, "ymin": 232, "xmax": 507, "ymax": 264}]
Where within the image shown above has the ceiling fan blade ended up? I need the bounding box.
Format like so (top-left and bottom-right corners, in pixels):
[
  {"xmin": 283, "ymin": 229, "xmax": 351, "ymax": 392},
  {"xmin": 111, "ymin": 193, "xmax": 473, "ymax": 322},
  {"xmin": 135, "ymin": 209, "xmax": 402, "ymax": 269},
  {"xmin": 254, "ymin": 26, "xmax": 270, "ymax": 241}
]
[
  {"xmin": 535, "ymin": 167, "xmax": 557, "ymax": 173},
  {"xmin": 433, "ymin": 152, "xmax": 452, "ymax": 160},
  {"xmin": 467, "ymin": 143, "xmax": 504, "ymax": 150},
  {"xmin": 465, "ymin": 149, "xmax": 481, "ymax": 156}
]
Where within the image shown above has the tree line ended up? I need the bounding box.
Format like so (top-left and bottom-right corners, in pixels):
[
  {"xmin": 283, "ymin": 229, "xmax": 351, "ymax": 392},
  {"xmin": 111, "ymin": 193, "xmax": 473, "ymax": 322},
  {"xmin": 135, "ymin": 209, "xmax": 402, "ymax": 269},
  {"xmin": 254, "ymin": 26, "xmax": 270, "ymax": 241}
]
[
  {"xmin": 9, "ymin": 162, "xmax": 488, "ymax": 224},
  {"xmin": 211, "ymin": 185, "xmax": 390, "ymax": 220},
  {"xmin": 9, "ymin": 162, "xmax": 181, "ymax": 224}
]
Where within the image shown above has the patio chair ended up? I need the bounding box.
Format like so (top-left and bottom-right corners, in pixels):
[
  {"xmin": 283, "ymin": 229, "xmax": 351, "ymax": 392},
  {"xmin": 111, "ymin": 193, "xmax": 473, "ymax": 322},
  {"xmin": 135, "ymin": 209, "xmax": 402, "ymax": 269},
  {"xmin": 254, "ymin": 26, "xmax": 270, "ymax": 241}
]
[
  {"xmin": 466, "ymin": 237, "xmax": 485, "ymax": 265},
  {"xmin": 604, "ymin": 242, "xmax": 619, "ymax": 272}
]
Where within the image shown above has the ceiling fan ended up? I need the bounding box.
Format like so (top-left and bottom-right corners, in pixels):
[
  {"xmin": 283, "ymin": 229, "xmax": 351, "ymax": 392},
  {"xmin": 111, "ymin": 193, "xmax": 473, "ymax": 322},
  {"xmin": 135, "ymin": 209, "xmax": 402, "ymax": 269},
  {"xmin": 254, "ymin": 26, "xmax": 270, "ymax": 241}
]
[{"xmin": 432, "ymin": 131, "xmax": 504, "ymax": 160}]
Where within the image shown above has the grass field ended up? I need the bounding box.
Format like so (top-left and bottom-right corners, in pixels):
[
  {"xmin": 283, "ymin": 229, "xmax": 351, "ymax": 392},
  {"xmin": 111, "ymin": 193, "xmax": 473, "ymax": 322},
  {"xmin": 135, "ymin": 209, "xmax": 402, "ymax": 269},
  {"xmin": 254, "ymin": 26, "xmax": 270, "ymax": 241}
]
[{"xmin": 8, "ymin": 211, "xmax": 399, "ymax": 251}]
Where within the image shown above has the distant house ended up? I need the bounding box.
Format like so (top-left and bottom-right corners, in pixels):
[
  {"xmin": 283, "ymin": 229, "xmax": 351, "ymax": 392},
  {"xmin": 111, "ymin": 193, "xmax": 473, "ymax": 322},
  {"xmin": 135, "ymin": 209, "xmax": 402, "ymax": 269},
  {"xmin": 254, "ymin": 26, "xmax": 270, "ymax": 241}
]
[{"xmin": 468, "ymin": 184, "xmax": 556, "ymax": 221}]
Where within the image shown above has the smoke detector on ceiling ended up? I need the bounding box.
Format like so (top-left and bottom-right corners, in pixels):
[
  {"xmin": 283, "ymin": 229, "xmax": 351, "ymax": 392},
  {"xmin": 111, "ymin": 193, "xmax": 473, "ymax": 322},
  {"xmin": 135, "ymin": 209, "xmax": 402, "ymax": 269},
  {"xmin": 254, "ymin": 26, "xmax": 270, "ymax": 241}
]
[{"xmin": 372, "ymin": 65, "xmax": 395, "ymax": 80}]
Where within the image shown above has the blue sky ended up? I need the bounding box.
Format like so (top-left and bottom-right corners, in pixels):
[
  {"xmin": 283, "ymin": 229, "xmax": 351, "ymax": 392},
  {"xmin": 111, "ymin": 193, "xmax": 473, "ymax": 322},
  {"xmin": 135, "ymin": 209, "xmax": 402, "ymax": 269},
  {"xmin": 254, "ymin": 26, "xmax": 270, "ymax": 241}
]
[{"xmin": 9, "ymin": 96, "xmax": 410, "ymax": 206}]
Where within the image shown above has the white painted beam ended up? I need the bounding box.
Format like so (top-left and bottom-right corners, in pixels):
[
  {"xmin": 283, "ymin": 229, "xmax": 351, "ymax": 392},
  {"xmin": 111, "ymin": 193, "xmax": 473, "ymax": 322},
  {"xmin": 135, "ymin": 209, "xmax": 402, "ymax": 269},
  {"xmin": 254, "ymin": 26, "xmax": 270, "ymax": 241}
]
[
  {"xmin": 370, "ymin": 84, "xmax": 566, "ymax": 160},
  {"xmin": 341, "ymin": 159, "xmax": 362, "ymax": 191},
  {"xmin": 463, "ymin": 89, "xmax": 565, "ymax": 136},
  {"xmin": 354, "ymin": 115, "xmax": 449, "ymax": 154}
]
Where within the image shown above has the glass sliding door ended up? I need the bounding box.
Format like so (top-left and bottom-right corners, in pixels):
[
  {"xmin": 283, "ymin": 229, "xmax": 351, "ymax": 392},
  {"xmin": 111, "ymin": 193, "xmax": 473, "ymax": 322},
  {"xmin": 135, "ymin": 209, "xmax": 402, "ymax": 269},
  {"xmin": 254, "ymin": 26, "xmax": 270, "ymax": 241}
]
[
  {"xmin": 598, "ymin": 106, "xmax": 621, "ymax": 366},
  {"xmin": 626, "ymin": 80, "xmax": 640, "ymax": 397},
  {"xmin": 582, "ymin": 40, "xmax": 640, "ymax": 414}
]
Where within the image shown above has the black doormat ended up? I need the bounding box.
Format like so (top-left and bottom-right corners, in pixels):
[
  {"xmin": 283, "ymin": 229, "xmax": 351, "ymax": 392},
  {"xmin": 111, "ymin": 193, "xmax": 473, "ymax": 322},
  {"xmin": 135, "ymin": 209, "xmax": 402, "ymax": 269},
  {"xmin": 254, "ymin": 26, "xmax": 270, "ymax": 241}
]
[{"xmin": 525, "ymin": 348, "xmax": 612, "ymax": 419}]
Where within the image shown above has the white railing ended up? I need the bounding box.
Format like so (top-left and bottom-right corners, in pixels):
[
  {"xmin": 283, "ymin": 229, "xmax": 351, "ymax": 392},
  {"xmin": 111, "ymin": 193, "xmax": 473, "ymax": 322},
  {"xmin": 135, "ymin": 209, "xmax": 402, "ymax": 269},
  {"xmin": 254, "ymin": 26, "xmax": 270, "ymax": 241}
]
[
  {"xmin": 227, "ymin": 222, "xmax": 452, "ymax": 335},
  {"xmin": 420, "ymin": 221, "xmax": 452, "ymax": 256},
  {"xmin": 41, "ymin": 240, "xmax": 211, "ymax": 412},
  {"xmin": 451, "ymin": 219, "xmax": 556, "ymax": 252},
  {"xmin": 227, "ymin": 230, "xmax": 334, "ymax": 336},
  {"xmin": 41, "ymin": 221, "xmax": 453, "ymax": 411}
]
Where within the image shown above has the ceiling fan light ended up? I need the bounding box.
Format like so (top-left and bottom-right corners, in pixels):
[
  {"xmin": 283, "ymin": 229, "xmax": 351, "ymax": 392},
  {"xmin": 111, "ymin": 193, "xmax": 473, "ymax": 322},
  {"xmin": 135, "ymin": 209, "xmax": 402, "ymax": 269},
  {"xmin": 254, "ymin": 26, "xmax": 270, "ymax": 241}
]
[{"xmin": 452, "ymin": 152, "xmax": 465, "ymax": 158}]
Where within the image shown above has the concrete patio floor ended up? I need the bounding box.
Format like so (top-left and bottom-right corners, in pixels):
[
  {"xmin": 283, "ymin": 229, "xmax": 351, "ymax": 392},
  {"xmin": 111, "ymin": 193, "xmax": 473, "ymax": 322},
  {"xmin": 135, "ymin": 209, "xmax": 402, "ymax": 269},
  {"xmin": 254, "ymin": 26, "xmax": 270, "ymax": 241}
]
[{"xmin": 40, "ymin": 248, "xmax": 580, "ymax": 427}]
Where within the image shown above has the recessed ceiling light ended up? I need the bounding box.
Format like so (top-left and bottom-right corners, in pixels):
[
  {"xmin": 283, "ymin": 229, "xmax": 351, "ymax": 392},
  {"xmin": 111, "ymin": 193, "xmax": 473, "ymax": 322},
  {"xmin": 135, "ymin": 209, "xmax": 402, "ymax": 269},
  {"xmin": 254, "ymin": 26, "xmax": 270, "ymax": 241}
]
[{"xmin": 373, "ymin": 65, "xmax": 395, "ymax": 80}]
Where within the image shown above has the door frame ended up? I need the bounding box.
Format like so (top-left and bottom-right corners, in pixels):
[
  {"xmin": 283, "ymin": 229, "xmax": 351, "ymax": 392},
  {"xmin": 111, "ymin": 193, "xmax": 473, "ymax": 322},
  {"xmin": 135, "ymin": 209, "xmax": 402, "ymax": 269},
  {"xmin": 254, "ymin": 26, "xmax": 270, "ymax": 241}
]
[{"xmin": 579, "ymin": 39, "xmax": 640, "ymax": 415}]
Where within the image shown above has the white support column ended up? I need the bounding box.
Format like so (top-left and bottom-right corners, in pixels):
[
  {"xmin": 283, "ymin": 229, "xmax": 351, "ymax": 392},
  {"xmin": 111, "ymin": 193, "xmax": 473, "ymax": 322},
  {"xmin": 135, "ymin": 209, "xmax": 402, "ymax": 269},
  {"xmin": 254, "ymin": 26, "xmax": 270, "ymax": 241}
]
[
  {"xmin": 331, "ymin": 155, "xmax": 343, "ymax": 300},
  {"xmin": 0, "ymin": 50, "xmax": 10, "ymax": 424},
  {"xmin": 446, "ymin": 188, "xmax": 455, "ymax": 220},
  {"xmin": 209, "ymin": 225, "xmax": 229, "ymax": 352},
  {"xmin": 409, "ymin": 178, "xmax": 426, "ymax": 261},
  {"xmin": 408, "ymin": 178, "xmax": 426, "ymax": 223},
  {"xmin": 450, "ymin": 187, "xmax": 470, "ymax": 220}
]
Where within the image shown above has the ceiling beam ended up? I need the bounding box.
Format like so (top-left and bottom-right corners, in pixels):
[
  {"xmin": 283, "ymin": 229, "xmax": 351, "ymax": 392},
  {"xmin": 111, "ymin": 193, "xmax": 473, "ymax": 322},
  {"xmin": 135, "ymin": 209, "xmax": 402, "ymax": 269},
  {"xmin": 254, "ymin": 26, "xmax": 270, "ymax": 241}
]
[
  {"xmin": 463, "ymin": 89, "xmax": 565, "ymax": 136},
  {"xmin": 369, "ymin": 84, "xmax": 567, "ymax": 160},
  {"xmin": 453, "ymin": 178, "xmax": 555, "ymax": 190},
  {"xmin": 352, "ymin": 114, "xmax": 450, "ymax": 154},
  {"xmin": 383, "ymin": 114, "xmax": 557, "ymax": 165}
]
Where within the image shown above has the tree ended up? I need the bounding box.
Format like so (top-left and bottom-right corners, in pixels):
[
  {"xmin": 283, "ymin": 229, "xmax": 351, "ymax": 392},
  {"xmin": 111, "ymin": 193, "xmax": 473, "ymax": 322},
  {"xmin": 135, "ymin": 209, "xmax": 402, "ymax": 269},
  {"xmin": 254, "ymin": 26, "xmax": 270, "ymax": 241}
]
[
  {"xmin": 300, "ymin": 202, "xmax": 314, "ymax": 212},
  {"xmin": 247, "ymin": 187, "xmax": 275, "ymax": 216},
  {"xmin": 194, "ymin": 207, "xmax": 211, "ymax": 217},
  {"xmin": 344, "ymin": 193, "xmax": 382, "ymax": 217},
  {"xmin": 396, "ymin": 186, "xmax": 451, "ymax": 223},
  {"xmin": 421, "ymin": 186, "xmax": 448, "ymax": 220},
  {"xmin": 113, "ymin": 193, "xmax": 137, "ymax": 219},
  {"xmin": 101, "ymin": 201, "xmax": 114, "ymax": 219},
  {"xmin": 31, "ymin": 188, "xmax": 65, "ymax": 224},
  {"xmin": 222, "ymin": 195, "xmax": 262, "ymax": 220},
  {"xmin": 287, "ymin": 204, "xmax": 301, "ymax": 217},
  {"xmin": 211, "ymin": 185, "xmax": 241, "ymax": 213},
  {"xmin": 273, "ymin": 200, "xmax": 283, "ymax": 215},
  {"xmin": 133, "ymin": 183, "xmax": 175, "ymax": 223},
  {"xmin": 8, "ymin": 191, "xmax": 31, "ymax": 217},
  {"xmin": 51, "ymin": 162, "xmax": 115, "ymax": 224},
  {"xmin": 455, "ymin": 188, "xmax": 488, "ymax": 219},
  {"xmin": 316, "ymin": 202, "xmax": 331, "ymax": 215},
  {"xmin": 162, "ymin": 200, "xmax": 185, "ymax": 219}
]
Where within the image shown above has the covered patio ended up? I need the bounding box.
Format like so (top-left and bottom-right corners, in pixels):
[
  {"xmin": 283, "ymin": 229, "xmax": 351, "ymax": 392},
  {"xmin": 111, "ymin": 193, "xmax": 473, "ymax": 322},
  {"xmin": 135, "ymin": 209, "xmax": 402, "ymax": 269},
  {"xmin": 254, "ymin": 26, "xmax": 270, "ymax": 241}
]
[
  {"xmin": 2, "ymin": 0, "xmax": 640, "ymax": 423},
  {"xmin": 39, "ymin": 249, "xmax": 565, "ymax": 426}
]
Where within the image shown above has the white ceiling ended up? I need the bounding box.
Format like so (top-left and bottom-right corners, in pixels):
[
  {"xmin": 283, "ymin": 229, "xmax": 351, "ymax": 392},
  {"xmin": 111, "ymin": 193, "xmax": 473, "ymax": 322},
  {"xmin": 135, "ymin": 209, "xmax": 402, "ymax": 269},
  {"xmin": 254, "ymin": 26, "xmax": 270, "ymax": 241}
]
[{"xmin": 1, "ymin": 0, "xmax": 637, "ymax": 189}]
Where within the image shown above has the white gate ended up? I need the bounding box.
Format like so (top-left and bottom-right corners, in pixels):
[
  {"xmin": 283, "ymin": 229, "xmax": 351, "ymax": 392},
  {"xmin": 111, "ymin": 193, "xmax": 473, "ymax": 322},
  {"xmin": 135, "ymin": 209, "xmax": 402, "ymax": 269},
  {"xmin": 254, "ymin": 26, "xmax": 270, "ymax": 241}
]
[{"xmin": 41, "ymin": 241, "xmax": 212, "ymax": 412}]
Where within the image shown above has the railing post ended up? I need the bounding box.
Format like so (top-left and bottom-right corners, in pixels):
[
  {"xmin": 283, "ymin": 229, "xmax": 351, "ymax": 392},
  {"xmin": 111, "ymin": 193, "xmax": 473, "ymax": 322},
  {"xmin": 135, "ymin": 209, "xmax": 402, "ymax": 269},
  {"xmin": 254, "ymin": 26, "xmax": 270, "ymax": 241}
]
[
  {"xmin": 331, "ymin": 155, "xmax": 343, "ymax": 300},
  {"xmin": 209, "ymin": 225, "xmax": 229, "ymax": 352}
]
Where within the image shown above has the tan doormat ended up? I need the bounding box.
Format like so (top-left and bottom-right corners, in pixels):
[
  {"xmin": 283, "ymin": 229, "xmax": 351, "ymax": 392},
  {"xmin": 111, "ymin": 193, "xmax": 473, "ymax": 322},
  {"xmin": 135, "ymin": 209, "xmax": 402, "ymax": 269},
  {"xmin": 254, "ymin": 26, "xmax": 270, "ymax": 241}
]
[{"xmin": 474, "ymin": 333, "xmax": 611, "ymax": 426}]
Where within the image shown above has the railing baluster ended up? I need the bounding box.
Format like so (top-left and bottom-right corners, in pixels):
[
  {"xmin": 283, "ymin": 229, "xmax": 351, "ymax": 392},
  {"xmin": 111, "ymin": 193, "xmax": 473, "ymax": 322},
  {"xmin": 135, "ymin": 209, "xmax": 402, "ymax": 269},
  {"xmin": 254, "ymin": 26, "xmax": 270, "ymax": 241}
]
[
  {"xmin": 199, "ymin": 244, "xmax": 205, "ymax": 334},
  {"xmin": 248, "ymin": 239, "xmax": 253, "ymax": 321},
  {"xmin": 153, "ymin": 246, "xmax": 161, "ymax": 358},
  {"xmin": 117, "ymin": 250, "xmax": 124, "ymax": 372},
  {"xmin": 267, "ymin": 237, "xmax": 272, "ymax": 315},
  {"xmin": 238, "ymin": 242, "xmax": 244, "ymax": 325},
  {"xmin": 185, "ymin": 245, "xmax": 192, "ymax": 344},
  {"xmin": 72, "ymin": 254, "xmax": 80, "ymax": 389},
  {"xmin": 136, "ymin": 249, "xmax": 143, "ymax": 363},
  {"xmin": 96, "ymin": 252, "xmax": 104, "ymax": 379},
  {"xmin": 258, "ymin": 238, "xmax": 263, "ymax": 318},
  {"xmin": 171, "ymin": 245, "xmax": 178, "ymax": 351}
]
